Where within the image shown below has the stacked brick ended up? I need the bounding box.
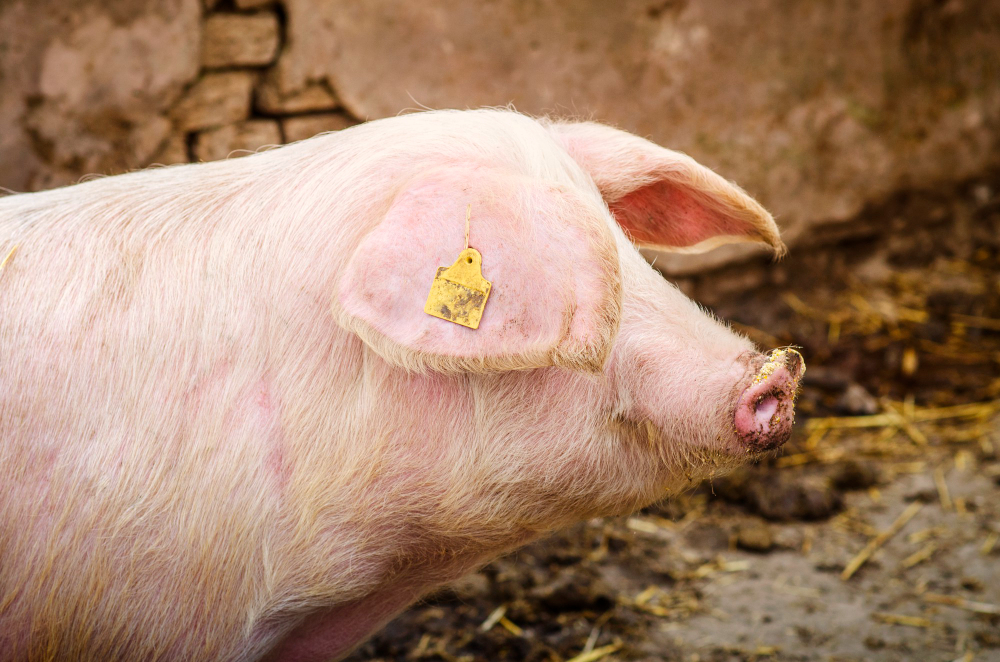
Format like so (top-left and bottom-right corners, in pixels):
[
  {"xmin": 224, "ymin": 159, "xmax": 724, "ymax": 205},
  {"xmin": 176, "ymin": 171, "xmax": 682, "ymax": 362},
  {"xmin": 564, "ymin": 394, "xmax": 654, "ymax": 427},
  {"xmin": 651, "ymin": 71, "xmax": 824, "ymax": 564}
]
[
  {"xmin": 156, "ymin": 0, "xmax": 357, "ymax": 166},
  {"xmin": 4, "ymin": 0, "xmax": 998, "ymax": 273}
]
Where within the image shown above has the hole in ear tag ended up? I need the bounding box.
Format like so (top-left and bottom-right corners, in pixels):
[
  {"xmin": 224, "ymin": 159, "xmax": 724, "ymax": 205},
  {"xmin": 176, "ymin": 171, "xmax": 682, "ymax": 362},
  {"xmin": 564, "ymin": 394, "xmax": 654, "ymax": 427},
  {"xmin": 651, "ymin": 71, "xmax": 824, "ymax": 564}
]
[{"xmin": 424, "ymin": 247, "xmax": 492, "ymax": 329}]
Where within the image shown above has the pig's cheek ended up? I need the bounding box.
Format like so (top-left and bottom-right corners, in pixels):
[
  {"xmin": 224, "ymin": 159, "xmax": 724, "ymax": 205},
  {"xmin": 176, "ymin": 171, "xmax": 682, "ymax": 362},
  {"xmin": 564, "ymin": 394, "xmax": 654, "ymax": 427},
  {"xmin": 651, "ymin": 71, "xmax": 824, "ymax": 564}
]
[
  {"xmin": 604, "ymin": 352, "xmax": 679, "ymax": 431},
  {"xmin": 382, "ymin": 372, "xmax": 472, "ymax": 474}
]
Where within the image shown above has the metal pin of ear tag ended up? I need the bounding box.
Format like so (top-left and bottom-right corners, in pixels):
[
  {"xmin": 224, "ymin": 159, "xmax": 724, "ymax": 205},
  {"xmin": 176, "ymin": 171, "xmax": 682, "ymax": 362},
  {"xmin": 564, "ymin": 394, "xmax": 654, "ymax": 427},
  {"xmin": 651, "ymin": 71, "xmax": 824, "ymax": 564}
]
[{"xmin": 424, "ymin": 205, "xmax": 492, "ymax": 329}]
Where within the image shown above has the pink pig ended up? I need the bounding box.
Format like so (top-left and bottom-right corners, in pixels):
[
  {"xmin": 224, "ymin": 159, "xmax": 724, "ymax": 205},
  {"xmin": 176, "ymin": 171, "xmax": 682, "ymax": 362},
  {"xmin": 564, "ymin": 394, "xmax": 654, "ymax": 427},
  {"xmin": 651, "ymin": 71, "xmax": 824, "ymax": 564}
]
[{"xmin": 0, "ymin": 110, "xmax": 803, "ymax": 661}]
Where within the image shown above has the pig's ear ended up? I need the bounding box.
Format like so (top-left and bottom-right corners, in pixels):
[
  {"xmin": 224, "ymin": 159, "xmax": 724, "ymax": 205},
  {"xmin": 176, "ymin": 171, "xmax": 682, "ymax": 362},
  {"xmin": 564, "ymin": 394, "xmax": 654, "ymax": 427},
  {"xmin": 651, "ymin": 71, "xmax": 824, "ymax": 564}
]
[
  {"xmin": 333, "ymin": 167, "xmax": 621, "ymax": 374},
  {"xmin": 548, "ymin": 121, "xmax": 785, "ymax": 256}
]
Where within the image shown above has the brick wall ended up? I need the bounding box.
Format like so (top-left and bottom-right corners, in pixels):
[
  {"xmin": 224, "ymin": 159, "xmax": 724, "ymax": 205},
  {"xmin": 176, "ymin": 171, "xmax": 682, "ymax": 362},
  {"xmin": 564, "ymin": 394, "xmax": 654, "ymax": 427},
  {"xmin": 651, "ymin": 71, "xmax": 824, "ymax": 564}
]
[
  {"xmin": 169, "ymin": 1, "xmax": 357, "ymax": 164},
  {"xmin": 2, "ymin": 0, "xmax": 999, "ymax": 271}
]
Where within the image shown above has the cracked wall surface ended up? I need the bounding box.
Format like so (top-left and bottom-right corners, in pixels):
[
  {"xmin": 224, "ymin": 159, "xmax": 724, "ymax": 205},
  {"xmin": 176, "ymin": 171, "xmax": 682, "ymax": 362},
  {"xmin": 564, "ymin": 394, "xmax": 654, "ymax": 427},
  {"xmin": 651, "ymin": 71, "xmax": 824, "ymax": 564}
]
[{"xmin": 1, "ymin": 0, "xmax": 998, "ymax": 270}]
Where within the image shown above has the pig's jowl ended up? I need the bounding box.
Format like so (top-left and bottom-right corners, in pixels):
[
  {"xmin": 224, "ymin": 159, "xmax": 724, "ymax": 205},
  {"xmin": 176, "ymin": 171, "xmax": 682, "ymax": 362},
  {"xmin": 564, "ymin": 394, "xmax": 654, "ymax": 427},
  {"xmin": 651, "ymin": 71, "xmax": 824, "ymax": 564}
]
[{"xmin": 0, "ymin": 110, "xmax": 803, "ymax": 661}]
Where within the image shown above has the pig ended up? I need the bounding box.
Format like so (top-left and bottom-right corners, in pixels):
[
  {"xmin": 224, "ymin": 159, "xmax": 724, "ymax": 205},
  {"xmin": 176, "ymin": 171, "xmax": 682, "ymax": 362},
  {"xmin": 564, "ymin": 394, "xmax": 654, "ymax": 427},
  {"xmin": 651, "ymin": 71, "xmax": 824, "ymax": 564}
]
[{"xmin": 0, "ymin": 109, "xmax": 803, "ymax": 661}]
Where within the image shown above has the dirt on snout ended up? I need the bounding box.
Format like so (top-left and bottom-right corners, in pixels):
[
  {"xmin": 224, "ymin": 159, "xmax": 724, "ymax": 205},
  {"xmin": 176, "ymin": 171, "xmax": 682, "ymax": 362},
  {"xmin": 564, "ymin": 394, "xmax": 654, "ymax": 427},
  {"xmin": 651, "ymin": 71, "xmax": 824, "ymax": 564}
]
[{"xmin": 346, "ymin": 172, "xmax": 1000, "ymax": 662}]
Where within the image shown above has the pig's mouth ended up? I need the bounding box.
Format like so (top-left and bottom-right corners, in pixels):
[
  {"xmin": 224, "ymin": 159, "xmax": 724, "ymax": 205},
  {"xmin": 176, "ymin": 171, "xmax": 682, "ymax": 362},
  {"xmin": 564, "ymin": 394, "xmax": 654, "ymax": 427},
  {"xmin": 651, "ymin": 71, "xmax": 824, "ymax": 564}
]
[{"xmin": 731, "ymin": 348, "xmax": 805, "ymax": 453}]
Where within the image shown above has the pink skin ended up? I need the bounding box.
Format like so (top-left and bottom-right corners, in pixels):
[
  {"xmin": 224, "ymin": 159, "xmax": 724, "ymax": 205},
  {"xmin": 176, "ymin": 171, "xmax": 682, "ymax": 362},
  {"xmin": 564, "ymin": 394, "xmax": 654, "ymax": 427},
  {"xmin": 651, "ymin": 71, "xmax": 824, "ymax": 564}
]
[
  {"xmin": 0, "ymin": 110, "xmax": 803, "ymax": 661},
  {"xmin": 263, "ymin": 587, "xmax": 420, "ymax": 662}
]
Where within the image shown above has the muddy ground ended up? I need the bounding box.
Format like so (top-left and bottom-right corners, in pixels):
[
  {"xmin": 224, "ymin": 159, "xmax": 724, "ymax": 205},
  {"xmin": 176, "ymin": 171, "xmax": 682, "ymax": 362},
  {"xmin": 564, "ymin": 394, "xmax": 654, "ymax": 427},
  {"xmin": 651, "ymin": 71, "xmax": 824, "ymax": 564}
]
[{"xmin": 346, "ymin": 173, "xmax": 1000, "ymax": 662}]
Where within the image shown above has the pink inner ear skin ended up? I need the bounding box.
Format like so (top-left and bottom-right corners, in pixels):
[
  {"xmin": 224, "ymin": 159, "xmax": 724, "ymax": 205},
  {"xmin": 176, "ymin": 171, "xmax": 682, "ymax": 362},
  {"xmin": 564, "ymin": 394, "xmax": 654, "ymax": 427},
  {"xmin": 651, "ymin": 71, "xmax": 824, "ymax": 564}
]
[
  {"xmin": 609, "ymin": 179, "xmax": 753, "ymax": 249},
  {"xmin": 547, "ymin": 120, "xmax": 783, "ymax": 255}
]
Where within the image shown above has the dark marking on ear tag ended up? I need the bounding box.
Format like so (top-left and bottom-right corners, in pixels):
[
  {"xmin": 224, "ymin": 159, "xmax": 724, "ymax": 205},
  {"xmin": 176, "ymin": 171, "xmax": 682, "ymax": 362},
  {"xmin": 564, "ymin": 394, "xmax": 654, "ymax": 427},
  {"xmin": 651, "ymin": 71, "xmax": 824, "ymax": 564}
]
[{"xmin": 424, "ymin": 248, "xmax": 492, "ymax": 329}]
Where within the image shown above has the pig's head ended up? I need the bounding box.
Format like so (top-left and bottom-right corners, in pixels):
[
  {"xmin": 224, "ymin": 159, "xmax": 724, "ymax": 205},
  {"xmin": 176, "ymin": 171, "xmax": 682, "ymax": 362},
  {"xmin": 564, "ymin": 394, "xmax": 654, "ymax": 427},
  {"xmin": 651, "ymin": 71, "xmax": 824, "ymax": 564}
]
[{"xmin": 330, "ymin": 111, "xmax": 803, "ymax": 526}]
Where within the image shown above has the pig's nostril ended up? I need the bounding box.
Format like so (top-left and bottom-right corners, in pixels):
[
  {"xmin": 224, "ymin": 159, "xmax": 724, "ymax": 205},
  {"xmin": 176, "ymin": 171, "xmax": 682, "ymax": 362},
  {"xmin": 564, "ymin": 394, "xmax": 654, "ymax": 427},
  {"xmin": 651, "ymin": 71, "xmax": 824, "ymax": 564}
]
[
  {"xmin": 755, "ymin": 395, "xmax": 778, "ymax": 427},
  {"xmin": 734, "ymin": 352, "xmax": 802, "ymax": 451}
]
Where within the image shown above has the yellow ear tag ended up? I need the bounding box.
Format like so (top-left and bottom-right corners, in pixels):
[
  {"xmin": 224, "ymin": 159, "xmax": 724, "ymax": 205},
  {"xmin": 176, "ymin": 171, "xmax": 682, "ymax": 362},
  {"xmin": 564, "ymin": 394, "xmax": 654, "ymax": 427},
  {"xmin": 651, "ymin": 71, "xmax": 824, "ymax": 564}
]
[{"xmin": 424, "ymin": 206, "xmax": 492, "ymax": 330}]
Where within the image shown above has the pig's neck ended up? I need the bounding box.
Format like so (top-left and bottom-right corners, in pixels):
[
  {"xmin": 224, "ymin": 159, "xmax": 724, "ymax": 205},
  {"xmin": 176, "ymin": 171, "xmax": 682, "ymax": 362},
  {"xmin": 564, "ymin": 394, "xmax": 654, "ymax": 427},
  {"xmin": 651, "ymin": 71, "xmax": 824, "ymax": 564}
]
[
  {"xmin": 258, "ymin": 333, "xmax": 661, "ymax": 660},
  {"xmin": 262, "ymin": 533, "xmax": 536, "ymax": 662}
]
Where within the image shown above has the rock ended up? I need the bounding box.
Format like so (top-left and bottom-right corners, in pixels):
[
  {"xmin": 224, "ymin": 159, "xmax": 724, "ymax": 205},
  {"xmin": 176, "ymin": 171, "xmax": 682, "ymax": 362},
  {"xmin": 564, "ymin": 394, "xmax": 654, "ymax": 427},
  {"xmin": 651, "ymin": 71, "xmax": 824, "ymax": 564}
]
[
  {"xmin": 193, "ymin": 120, "xmax": 282, "ymax": 161},
  {"xmin": 150, "ymin": 132, "xmax": 191, "ymax": 166},
  {"xmin": 171, "ymin": 72, "xmax": 255, "ymax": 132},
  {"xmin": 736, "ymin": 521, "xmax": 774, "ymax": 552},
  {"xmin": 528, "ymin": 566, "xmax": 613, "ymax": 612},
  {"xmin": 802, "ymin": 366, "xmax": 852, "ymax": 390},
  {"xmin": 0, "ymin": 0, "xmax": 201, "ymax": 189},
  {"xmin": 974, "ymin": 628, "xmax": 1000, "ymax": 649},
  {"xmin": 235, "ymin": 0, "xmax": 276, "ymax": 8},
  {"xmin": 835, "ymin": 383, "xmax": 880, "ymax": 415},
  {"xmin": 277, "ymin": 0, "xmax": 1000, "ymax": 273},
  {"xmin": 256, "ymin": 74, "xmax": 340, "ymax": 115},
  {"xmin": 771, "ymin": 526, "xmax": 803, "ymax": 550},
  {"xmin": 904, "ymin": 473, "xmax": 937, "ymax": 502},
  {"xmin": 443, "ymin": 572, "xmax": 490, "ymax": 601},
  {"xmin": 813, "ymin": 555, "xmax": 845, "ymax": 573},
  {"xmin": 282, "ymin": 113, "xmax": 356, "ymax": 143},
  {"xmin": 769, "ymin": 477, "xmax": 842, "ymax": 521},
  {"xmin": 831, "ymin": 459, "xmax": 881, "ymax": 491},
  {"xmin": 24, "ymin": 107, "xmax": 173, "ymax": 174},
  {"xmin": 715, "ymin": 469, "xmax": 843, "ymax": 521},
  {"xmin": 682, "ymin": 522, "xmax": 730, "ymax": 552},
  {"xmin": 201, "ymin": 13, "xmax": 280, "ymax": 68},
  {"xmin": 129, "ymin": 115, "xmax": 174, "ymax": 164},
  {"xmin": 27, "ymin": 169, "xmax": 85, "ymax": 193},
  {"xmin": 864, "ymin": 636, "xmax": 887, "ymax": 650}
]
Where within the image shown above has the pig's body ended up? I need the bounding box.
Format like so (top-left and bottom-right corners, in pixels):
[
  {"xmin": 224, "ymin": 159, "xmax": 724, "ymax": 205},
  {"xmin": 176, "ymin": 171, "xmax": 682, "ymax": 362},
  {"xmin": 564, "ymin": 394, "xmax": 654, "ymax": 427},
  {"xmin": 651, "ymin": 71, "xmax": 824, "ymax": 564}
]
[{"xmin": 0, "ymin": 110, "xmax": 801, "ymax": 661}]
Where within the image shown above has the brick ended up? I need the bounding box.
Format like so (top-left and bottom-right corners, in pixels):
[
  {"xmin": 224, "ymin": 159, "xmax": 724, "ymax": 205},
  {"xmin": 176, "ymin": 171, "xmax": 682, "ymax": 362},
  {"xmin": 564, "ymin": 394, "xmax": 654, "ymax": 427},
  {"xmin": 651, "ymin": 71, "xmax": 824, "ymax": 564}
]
[
  {"xmin": 256, "ymin": 74, "xmax": 339, "ymax": 115},
  {"xmin": 194, "ymin": 120, "xmax": 282, "ymax": 161},
  {"xmin": 234, "ymin": 0, "xmax": 276, "ymax": 8},
  {"xmin": 282, "ymin": 114, "xmax": 356, "ymax": 143},
  {"xmin": 170, "ymin": 72, "xmax": 254, "ymax": 132},
  {"xmin": 201, "ymin": 13, "xmax": 279, "ymax": 68},
  {"xmin": 149, "ymin": 132, "xmax": 190, "ymax": 166}
]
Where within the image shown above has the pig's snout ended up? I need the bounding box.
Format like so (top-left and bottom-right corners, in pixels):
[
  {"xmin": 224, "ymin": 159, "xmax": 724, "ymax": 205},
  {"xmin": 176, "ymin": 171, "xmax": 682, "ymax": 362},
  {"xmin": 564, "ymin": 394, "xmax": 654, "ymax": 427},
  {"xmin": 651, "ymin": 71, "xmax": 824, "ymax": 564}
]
[{"xmin": 734, "ymin": 348, "xmax": 805, "ymax": 451}]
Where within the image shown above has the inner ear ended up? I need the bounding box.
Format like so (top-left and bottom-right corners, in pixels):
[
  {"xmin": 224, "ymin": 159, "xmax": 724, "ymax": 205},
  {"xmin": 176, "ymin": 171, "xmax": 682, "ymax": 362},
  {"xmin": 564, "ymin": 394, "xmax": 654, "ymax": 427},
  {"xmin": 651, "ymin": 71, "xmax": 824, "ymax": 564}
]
[
  {"xmin": 547, "ymin": 121, "xmax": 785, "ymax": 256},
  {"xmin": 610, "ymin": 178, "xmax": 776, "ymax": 254}
]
